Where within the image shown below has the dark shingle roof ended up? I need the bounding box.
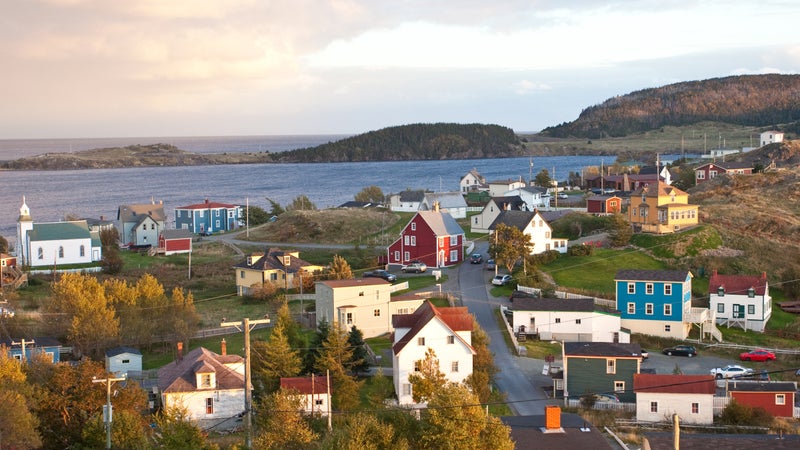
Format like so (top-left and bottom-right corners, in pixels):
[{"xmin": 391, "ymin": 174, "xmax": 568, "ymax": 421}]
[
  {"xmin": 728, "ymin": 381, "xmax": 797, "ymax": 392},
  {"xmin": 615, "ymin": 269, "xmax": 691, "ymax": 282},
  {"xmin": 398, "ymin": 190, "xmax": 426, "ymax": 202},
  {"xmin": 161, "ymin": 229, "xmax": 194, "ymax": 240},
  {"xmin": 489, "ymin": 210, "xmax": 535, "ymax": 231},
  {"xmin": 233, "ymin": 248, "xmax": 317, "ymax": 274},
  {"xmin": 564, "ymin": 342, "xmax": 642, "ymax": 358},
  {"xmin": 105, "ymin": 346, "xmax": 142, "ymax": 357},
  {"xmin": 490, "ymin": 196, "xmax": 526, "ymax": 211},
  {"xmin": 502, "ymin": 413, "xmax": 613, "ymax": 450},
  {"xmin": 118, "ymin": 203, "xmax": 166, "ymax": 223},
  {"xmin": 158, "ymin": 347, "xmax": 244, "ymax": 393},
  {"xmin": 643, "ymin": 433, "xmax": 800, "ymax": 450}
]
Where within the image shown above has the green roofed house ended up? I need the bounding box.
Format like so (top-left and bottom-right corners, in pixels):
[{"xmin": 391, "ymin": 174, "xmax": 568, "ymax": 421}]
[{"xmin": 16, "ymin": 197, "xmax": 102, "ymax": 268}]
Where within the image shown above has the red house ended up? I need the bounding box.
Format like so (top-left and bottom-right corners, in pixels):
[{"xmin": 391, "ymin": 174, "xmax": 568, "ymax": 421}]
[
  {"xmin": 729, "ymin": 381, "xmax": 797, "ymax": 418},
  {"xmin": 388, "ymin": 209, "xmax": 464, "ymax": 268},
  {"xmin": 158, "ymin": 229, "xmax": 194, "ymax": 256},
  {"xmin": 694, "ymin": 161, "xmax": 754, "ymax": 184},
  {"xmin": 586, "ymin": 195, "xmax": 622, "ymax": 215}
]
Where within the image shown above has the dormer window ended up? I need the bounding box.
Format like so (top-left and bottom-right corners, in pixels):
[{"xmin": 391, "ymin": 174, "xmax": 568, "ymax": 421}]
[
  {"xmin": 717, "ymin": 286, "xmax": 725, "ymax": 296},
  {"xmin": 747, "ymin": 287, "xmax": 755, "ymax": 298},
  {"xmin": 197, "ymin": 372, "xmax": 215, "ymax": 389},
  {"xmin": 283, "ymin": 255, "xmax": 291, "ymax": 266}
]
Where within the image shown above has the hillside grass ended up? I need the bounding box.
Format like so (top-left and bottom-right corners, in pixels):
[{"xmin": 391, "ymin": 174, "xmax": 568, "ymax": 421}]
[{"xmin": 630, "ymin": 225, "xmax": 723, "ymax": 259}]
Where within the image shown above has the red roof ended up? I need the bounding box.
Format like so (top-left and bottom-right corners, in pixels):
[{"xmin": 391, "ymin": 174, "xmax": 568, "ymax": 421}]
[
  {"xmin": 392, "ymin": 301, "xmax": 474, "ymax": 354},
  {"xmin": 709, "ymin": 270, "xmax": 768, "ymax": 296},
  {"xmin": 633, "ymin": 374, "xmax": 715, "ymax": 394},
  {"xmin": 280, "ymin": 375, "xmax": 331, "ymax": 395}
]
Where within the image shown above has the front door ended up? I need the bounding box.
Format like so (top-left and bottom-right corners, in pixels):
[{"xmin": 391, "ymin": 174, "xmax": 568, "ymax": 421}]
[{"xmin": 733, "ymin": 304, "xmax": 745, "ymax": 318}]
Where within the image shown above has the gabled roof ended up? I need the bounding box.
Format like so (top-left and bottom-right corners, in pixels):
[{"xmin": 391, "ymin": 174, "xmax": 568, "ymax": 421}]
[
  {"xmin": 280, "ymin": 375, "xmax": 331, "ymax": 395},
  {"xmin": 397, "ymin": 190, "xmax": 426, "ymax": 202},
  {"xmin": 461, "ymin": 168, "xmax": 484, "ymax": 182},
  {"xmin": 423, "ymin": 192, "xmax": 468, "ymax": 209},
  {"xmin": 537, "ymin": 210, "xmax": 572, "ymax": 223},
  {"xmin": 518, "ymin": 185, "xmax": 548, "ymax": 195},
  {"xmin": 234, "ymin": 247, "xmax": 316, "ymax": 274},
  {"xmin": 502, "ymin": 414, "xmax": 614, "ymax": 450},
  {"xmin": 633, "ymin": 374, "xmax": 715, "ymax": 394},
  {"xmin": 564, "ymin": 342, "xmax": 642, "ymax": 358},
  {"xmin": 488, "ymin": 178, "xmax": 523, "ymax": 185},
  {"xmin": 632, "ymin": 181, "xmax": 688, "ymax": 198},
  {"xmin": 317, "ymin": 278, "xmax": 388, "ymax": 288},
  {"xmin": 511, "ymin": 297, "xmax": 595, "ymax": 313},
  {"xmin": 488, "ymin": 210, "xmax": 536, "ymax": 231},
  {"xmin": 615, "ymin": 269, "xmax": 691, "ymax": 283},
  {"xmin": 694, "ymin": 161, "xmax": 753, "ymax": 170},
  {"xmin": 728, "ymin": 381, "xmax": 797, "ymax": 392},
  {"xmin": 28, "ymin": 221, "xmax": 91, "ymax": 241},
  {"xmin": 709, "ymin": 271, "xmax": 768, "ymax": 296},
  {"xmin": 415, "ymin": 210, "xmax": 464, "ymax": 237},
  {"xmin": 392, "ymin": 301, "xmax": 475, "ymax": 355},
  {"xmin": 587, "ymin": 195, "xmax": 622, "ymax": 202},
  {"xmin": 1, "ymin": 337, "xmax": 62, "ymax": 349},
  {"xmin": 158, "ymin": 347, "xmax": 244, "ymax": 393},
  {"xmin": 105, "ymin": 346, "xmax": 142, "ymax": 357},
  {"xmin": 175, "ymin": 199, "xmax": 239, "ymax": 210},
  {"xmin": 161, "ymin": 229, "xmax": 195, "ymax": 240},
  {"xmin": 118, "ymin": 203, "xmax": 166, "ymax": 222},
  {"xmin": 489, "ymin": 196, "xmax": 526, "ymax": 211}
]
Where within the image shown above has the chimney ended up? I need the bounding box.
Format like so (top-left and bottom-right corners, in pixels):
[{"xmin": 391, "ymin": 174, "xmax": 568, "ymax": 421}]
[
  {"xmin": 221, "ymin": 338, "xmax": 227, "ymax": 356},
  {"xmin": 761, "ymin": 271, "xmax": 767, "ymax": 280},
  {"xmin": 544, "ymin": 405, "xmax": 562, "ymax": 431},
  {"xmin": 177, "ymin": 342, "xmax": 183, "ymax": 361},
  {"xmin": 205, "ymin": 198, "xmax": 210, "ymax": 204},
  {"xmin": 433, "ymin": 201, "xmax": 440, "ymax": 212},
  {"xmin": 712, "ymin": 269, "xmax": 717, "ymax": 277}
]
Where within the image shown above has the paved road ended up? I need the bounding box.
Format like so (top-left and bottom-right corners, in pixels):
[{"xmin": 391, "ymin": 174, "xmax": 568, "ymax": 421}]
[{"xmin": 458, "ymin": 241, "xmax": 556, "ymax": 415}]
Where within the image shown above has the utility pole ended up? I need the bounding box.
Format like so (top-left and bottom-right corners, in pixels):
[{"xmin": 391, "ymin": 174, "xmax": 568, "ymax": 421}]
[
  {"xmin": 11, "ymin": 338, "xmax": 34, "ymax": 362},
  {"xmin": 92, "ymin": 374, "xmax": 126, "ymax": 450},
  {"xmin": 220, "ymin": 317, "xmax": 271, "ymax": 448}
]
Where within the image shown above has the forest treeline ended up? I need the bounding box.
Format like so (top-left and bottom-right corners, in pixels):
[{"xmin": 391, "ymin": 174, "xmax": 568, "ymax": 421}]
[
  {"xmin": 272, "ymin": 123, "xmax": 526, "ymax": 162},
  {"xmin": 541, "ymin": 74, "xmax": 800, "ymax": 139}
]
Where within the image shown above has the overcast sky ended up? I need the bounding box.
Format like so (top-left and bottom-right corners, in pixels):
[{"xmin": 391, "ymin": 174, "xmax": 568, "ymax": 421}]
[{"xmin": 2, "ymin": 0, "xmax": 800, "ymax": 139}]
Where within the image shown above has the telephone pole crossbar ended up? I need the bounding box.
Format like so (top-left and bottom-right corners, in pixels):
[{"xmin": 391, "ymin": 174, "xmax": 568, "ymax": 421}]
[{"xmin": 92, "ymin": 375, "xmax": 127, "ymax": 450}]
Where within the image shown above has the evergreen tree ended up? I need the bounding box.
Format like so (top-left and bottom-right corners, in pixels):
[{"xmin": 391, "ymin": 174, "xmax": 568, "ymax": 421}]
[
  {"xmin": 252, "ymin": 319, "xmax": 302, "ymax": 395},
  {"xmin": 607, "ymin": 213, "xmax": 633, "ymax": 247},
  {"xmin": 253, "ymin": 389, "xmax": 318, "ymax": 450},
  {"xmin": 347, "ymin": 326, "xmax": 370, "ymax": 374}
]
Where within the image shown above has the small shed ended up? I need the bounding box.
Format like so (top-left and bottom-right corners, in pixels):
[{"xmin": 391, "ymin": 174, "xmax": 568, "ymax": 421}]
[
  {"xmin": 280, "ymin": 375, "xmax": 332, "ymax": 416},
  {"xmin": 586, "ymin": 195, "xmax": 622, "ymax": 215},
  {"xmin": 158, "ymin": 229, "xmax": 194, "ymax": 255},
  {"xmin": 729, "ymin": 380, "xmax": 797, "ymax": 418},
  {"xmin": 105, "ymin": 346, "xmax": 143, "ymax": 377}
]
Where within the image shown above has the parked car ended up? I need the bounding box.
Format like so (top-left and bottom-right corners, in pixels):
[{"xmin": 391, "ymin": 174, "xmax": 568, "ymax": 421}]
[
  {"xmin": 640, "ymin": 349, "xmax": 649, "ymax": 361},
  {"xmin": 362, "ymin": 270, "xmax": 396, "ymax": 282},
  {"xmin": 470, "ymin": 253, "xmax": 483, "ymax": 264},
  {"xmin": 584, "ymin": 393, "xmax": 619, "ymax": 404},
  {"xmin": 484, "ymin": 259, "xmax": 496, "ymax": 271},
  {"xmin": 557, "ymin": 193, "xmax": 569, "ymax": 199},
  {"xmin": 710, "ymin": 365, "xmax": 754, "ymax": 379},
  {"xmin": 401, "ymin": 261, "xmax": 427, "ymax": 273},
  {"xmin": 662, "ymin": 345, "xmax": 697, "ymax": 357},
  {"xmin": 492, "ymin": 274, "xmax": 512, "ymax": 286},
  {"xmin": 739, "ymin": 349, "xmax": 776, "ymax": 362}
]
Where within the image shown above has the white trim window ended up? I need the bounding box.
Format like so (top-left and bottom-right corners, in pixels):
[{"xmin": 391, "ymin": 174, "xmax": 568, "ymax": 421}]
[
  {"xmin": 627, "ymin": 303, "xmax": 635, "ymax": 314},
  {"xmin": 645, "ymin": 303, "xmax": 654, "ymax": 315},
  {"xmin": 664, "ymin": 284, "xmax": 672, "ymax": 296},
  {"xmin": 776, "ymin": 394, "xmax": 786, "ymax": 405},
  {"xmin": 606, "ymin": 359, "xmax": 616, "ymax": 374},
  {"xmin": 645, "ymin": 283, "xmax": 654, "ymax": 295},
  {"xmin": 664, "ymin": 304, "xmax": 672, "ymax": 316},
  {"xmin": 627, "ymin": 283, "xmax": 635, "ymax": 294}
]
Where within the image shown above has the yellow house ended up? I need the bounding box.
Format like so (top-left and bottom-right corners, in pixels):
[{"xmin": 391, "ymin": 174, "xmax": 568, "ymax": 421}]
[
  {"xmin": 628, "ymin": 181, "xmax": 698, "ymax": 234},
  {"xmin": 234, "ymin": 247, "xmax": 323, "ymax": 296}
]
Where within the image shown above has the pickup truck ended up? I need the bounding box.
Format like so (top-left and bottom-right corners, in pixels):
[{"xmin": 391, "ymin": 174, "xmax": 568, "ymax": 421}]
[{"xmin": 362, "ymin": 270, "xmax": 397, "ymax": 282}]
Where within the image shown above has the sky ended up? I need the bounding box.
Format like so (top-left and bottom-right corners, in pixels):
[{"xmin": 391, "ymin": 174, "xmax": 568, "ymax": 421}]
[{"xmin": 2, "ymin": 0, "xmax": 800, "ymax": 139}]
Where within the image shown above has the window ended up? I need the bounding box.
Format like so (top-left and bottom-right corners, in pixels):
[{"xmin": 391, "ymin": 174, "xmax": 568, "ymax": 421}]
[
  {"xmin": 404, "ymin": 236, "xmax": 410, "ymax": 245},
  {"xmin": 13, "ymin": 354, "xmax": 21, "ymax": 361},
  {"xmin": 748, "ymin": 305, "xmax": 755, "ymax": 315},
  {"xmin": 80, "ymin": 245, "xmax": 85, "ymax": 257},
  {"xmin": 450, "ymin": 249, "xmax": 458, "ymax": 261},
  {"xmin": 664, "ymin": 324, "xmax": 671, "ymax": 332},
  {"xmin": 414, "ymin": 361, "xmax": 421, "ymax": 372},
  {"xmin": 410, "ymin": 236, "xmax": 416, "ymax": 246},
  {"xmin": 240, "ymin": 271, "xmax": 245, "ymax": 279},
  {"xmin": 38, "ymin": 247, "xmax": 44, "ymax": 260},
  {"xmin": 691, "ymin": 403, "xmax": 699, "ymax": 414},
  {"xmin": 545, "ymin": 231, "xmax": 551, "ymax": 238},
  {"xmin": 346, "ymin": 313, "xmax": 353, "ymax": 325},
  {"xmin": 776, "ymin": 394, "xmax": 786, "ymax": 405},
  {"xmin": 450, "ymin": 235, "xmax": 458, "ymax": 246},
  {"xmin": 717, "ymin": 303, "xmax": 724, "ymax": 313},
  {"xmin": 358, "ymin": 291, "xmax": 364, "ymax": 297},
  {"xmin": 664, "ymin": 284, "xmax": 672, "ymax": 295},
  {"xmin": 627, "ymin": 303, "xmax": 635, "ymax": 314},
  {"xmin": 697, "ymin": 171, "xmax": 705, "ymax": 180},
  {"xmin": 664, "ymin": 304, "xmax": 672, "ymax": 316},
  {"xmin": 404, "ymin": 251, "xmax": 410, "ymax": 261},
  {"xmin": 58, "ymin": 246, "xmax": 64, "ymax": 258},
  {"xmin": 451, "ymin": 361, "xmax": 459, "ymax": 373},
  {"xmin": 447, "ymin": 335, "xmax": 455, "ymax": 344},
  {"xmin": 122, "ymin": 359, "xmax": 130, "ymax": 364},
  {"xmin": 200, "ymin": 374, "xmax": 212, "ymax": 388},
  {"xmin": 394, "ymin": 251, "xmax": 400, "ymax": 261},
  {"xmin": 575, "ymin": 319, "xmax": 581, "ymax": 324},
  {"xmin": 645, "ymin": 303, "xmax": 653, "ymax": 315},
  {"xmin": 411, "ymin": 223, "xmax": 416, "ymax": 231},
  {"xmin": 606, "ymin": 359, "xmax": 615, "ymax": 374},
  {"xmin": 747, "ymin": 288, "xmax": 755, "ymax": 298},
  {"xmin": 315, "ymin": 399, "xmax": 323, "ymax": 406},
  {"xmin": 555, "ymin": 318, "xmax": 561, "ymax": 324},
  {"xmin": 627, "ymin": 283, "xmax": 635, "ymax": 294},
  {"xmin": 645, "ymin": 283, "xmax": 653, "ymax": 295},
  {"xmin": 614, "ymin": 381, "xmax": 625, "ymax": 392},
  {"xmin": 417, "ymin": 337, "xmax": 425, "ymax": 346},
  {"xmin": 650, "ymin": 401, "xmax": 658, "ymax": 413},
  {"xmin": 402, "ymin": 384, "xmax": 412, "ymax": 396},
  {"xmin": 270, "ymin": 273, "xmax": 277, "ymax": 281},
  {"xmin": 206, "ymin": 398, "xmax": 214, "ymax": 414},
  {"xmin": 373, "ymin": 309, "xmax": 381, "ymax": 317}
]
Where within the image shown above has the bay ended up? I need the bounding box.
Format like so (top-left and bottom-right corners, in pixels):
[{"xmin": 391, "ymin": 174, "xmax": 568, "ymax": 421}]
[{"xmin": 0, "ymin": 154, "xmax": 612, "ymax": 248}]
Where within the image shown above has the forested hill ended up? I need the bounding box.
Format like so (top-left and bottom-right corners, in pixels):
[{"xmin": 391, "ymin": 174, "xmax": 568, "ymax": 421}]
[
  {"xmin": 272, "ymin": 123, "xmax": 526, "ymax": 162},
  {"xmin": 540, "ymin": 74, "xmax": 800, "ymax": 139}
]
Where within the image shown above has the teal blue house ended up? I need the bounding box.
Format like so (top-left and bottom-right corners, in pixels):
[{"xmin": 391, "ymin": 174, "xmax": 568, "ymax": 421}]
[
  {"xmin": 615, "ymin": 269, "xmax": 695, "ymax": 340},
  {"xmin": 562, "ymin": 342, "xmax": 642, "ymax": 403},
  {"xmin": 174, "ymin": 199, "xmax": 243, "ymax": 235},
  {"xmin": 2, "ymin": 337, "xmax": 62, "ymax": 363}
]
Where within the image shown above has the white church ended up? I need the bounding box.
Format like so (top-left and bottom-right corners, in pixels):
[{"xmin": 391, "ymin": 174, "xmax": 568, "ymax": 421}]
[{"xmin": 16, "ymin": 197, "xmax": 103, "ymax": 268}]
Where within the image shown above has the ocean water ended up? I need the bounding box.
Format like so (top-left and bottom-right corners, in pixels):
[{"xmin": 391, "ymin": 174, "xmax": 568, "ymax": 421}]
[{"xmin": 0, "ymin": 135, "xmax": 615, "ymax": 248}]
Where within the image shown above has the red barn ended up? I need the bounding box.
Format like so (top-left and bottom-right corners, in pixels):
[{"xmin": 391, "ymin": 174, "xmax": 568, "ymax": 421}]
[
  {"xmin": 158, "ymin": 229, "xmax": 194, "ymax": 256},
  {"xmin": 388, "ymin": 209, "xmax": 464, "ymax": 268},
  {"xmin": 729, "ymin": 381, "xmax": 797, "ymax": 418},
  {"xmin": 586, "ymin": 195, "xmax": 622, "ymax": 215}
]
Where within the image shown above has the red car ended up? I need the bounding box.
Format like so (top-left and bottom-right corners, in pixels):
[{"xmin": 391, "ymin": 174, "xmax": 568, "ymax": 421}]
[{"xmin": 739, "ymin": 349, "xmax": 776, "ymax": 362}]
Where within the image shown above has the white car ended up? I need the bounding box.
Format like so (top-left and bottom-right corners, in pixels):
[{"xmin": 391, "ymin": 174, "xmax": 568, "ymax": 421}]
[
  {"xmin": 710, "ymin": 365, "xmax": 754, "ymax": 379},
  {"xmin": 492, "ymin": 274, "xmax": 512, "ymax": 286},
  {"xmin": 557, "ymin": 193, "xmax": 569, "ymax": 199}
]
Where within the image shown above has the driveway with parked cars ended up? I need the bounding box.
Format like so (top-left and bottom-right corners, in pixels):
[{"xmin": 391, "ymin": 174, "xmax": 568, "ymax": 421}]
[{"xmin": 641, "ymin": 348, "xmax": 756, "ymax": 378}]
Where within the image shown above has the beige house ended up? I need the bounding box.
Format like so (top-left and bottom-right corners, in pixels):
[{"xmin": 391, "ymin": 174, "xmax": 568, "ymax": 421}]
[
  {"xmin": 470, "ymin": 196, "xmax": 526, "ymax": 234},
  {"xmin": 315, "ymin": 278, "xmax": 425, "ymax": 338},
  {"xmin": 234, "ymin": 248, "xmax": 323, "ymax": 296},
  {"xmin": 488, "ymin": 178, "xmax": 526, "ymax": 197}
]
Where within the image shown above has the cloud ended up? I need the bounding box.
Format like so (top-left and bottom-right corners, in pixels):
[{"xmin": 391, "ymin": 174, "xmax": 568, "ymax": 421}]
[{"xmin": 514, "ymin": 80, "xmax": 552, "ymax": 95}]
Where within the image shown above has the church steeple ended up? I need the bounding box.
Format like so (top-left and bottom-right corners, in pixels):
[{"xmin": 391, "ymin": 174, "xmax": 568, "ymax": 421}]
[{"xmin": 19, "ymin": 195, "xmax": 31, "ymax": 222}]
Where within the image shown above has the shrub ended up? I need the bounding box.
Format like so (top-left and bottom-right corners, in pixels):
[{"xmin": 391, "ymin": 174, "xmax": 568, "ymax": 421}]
[{"xmin": 568, "ymin": 244, "xmax": 594, "ymax": 257}]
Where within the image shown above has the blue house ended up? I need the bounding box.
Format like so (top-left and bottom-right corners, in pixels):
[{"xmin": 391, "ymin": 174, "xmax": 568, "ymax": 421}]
[
  {"xmin": 2, "ymin": 337, "xmax": 62, "ymax": 363},
  {"xmin": 174, "ymin": 199, "xmax": 243, "ymax": 235},
  {"xmin": 615, "ymin": 269, "xmax": 695, "ymax": 340}
]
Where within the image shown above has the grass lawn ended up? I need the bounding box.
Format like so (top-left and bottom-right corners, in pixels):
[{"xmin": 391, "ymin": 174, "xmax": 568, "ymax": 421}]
[
  {"xmin": 541, "ymin": 248, "xmax": 666, "ymax": 296},
  {"xmin": 142, "ymin": 327, "xmax": 272, "ymax": 370},
  {"xmin": 365, "ymin": 334, "xmax": 393, "ymax": 368}
]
